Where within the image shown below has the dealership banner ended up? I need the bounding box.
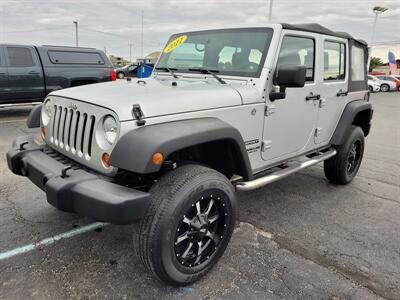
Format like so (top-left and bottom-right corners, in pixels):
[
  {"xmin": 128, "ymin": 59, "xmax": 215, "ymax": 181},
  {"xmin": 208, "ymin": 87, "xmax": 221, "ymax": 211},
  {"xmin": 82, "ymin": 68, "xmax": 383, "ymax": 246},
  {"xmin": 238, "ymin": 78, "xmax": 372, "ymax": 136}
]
[{"xmin": 388, "ymin": 51, "xmax": 398, "ymax": 75}]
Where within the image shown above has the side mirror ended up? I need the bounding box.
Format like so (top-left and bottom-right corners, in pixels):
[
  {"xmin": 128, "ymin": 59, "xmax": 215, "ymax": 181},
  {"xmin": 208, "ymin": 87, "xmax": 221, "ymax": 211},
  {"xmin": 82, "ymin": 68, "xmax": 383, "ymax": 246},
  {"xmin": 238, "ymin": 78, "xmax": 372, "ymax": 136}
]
[{"xmin": 269, "ymin": 65, "xmax": 307, "ymax": 101}]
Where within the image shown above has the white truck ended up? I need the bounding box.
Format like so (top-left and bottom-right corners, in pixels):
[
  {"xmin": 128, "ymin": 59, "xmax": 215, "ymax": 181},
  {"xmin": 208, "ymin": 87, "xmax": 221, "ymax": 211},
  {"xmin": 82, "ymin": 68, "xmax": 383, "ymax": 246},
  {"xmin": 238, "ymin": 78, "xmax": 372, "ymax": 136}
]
[{"xmin": 7, "ymin": 23, "xmax": 372, "ymax": 286}]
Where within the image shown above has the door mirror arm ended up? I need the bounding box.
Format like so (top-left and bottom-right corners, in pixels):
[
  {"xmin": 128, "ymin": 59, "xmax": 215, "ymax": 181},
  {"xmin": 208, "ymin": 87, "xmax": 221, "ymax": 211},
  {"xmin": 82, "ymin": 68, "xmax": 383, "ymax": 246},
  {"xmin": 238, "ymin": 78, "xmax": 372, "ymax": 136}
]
[{"xmin": 269, "ymin": 86, "xmax": 286, "ymax": 102}]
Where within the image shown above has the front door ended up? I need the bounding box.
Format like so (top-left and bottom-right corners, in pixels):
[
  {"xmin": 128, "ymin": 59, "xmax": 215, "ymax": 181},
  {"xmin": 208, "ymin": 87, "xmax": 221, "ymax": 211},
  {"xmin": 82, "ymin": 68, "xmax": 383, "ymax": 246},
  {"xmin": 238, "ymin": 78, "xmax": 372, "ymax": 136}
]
[
  {"xmin": 4, "ymin": 46, "xmax": 45, "ymax": 102},
  {"xmin": 315, "ymin": 37, "xmax": 349, "ymax": 144},
  {"xmin": 262, "ymin": 32, "xmax": 320, "ymax": 163}
]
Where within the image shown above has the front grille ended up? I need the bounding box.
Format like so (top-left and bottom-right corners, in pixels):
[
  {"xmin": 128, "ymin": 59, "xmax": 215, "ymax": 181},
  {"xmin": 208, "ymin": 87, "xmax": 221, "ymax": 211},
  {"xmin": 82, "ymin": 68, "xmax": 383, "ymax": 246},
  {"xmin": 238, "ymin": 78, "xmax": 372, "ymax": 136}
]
[
  {"xmin": 44, "ymin": 96, "xmax": 119, "ymax": 176},
  {"xmin": 49, "ymin": 105, "xmax": 96, "ymax": 159}
]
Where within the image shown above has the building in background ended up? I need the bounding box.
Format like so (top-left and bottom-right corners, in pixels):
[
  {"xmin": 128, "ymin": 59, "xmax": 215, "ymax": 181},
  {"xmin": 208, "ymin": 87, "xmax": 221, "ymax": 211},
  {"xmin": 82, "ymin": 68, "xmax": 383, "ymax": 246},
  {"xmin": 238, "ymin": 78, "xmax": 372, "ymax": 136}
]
[
  {"xmin": 109, "ymin": 55, "xmax": 130, "ymax": 67},
  {"xmin": 137, "ymin": 51, "xmax": 161, "ymax": 65}
]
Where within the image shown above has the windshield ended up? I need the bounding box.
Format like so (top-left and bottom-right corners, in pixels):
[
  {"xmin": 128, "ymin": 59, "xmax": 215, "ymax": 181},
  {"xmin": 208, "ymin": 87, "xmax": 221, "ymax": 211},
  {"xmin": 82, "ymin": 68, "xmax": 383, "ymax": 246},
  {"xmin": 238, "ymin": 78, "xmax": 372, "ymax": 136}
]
[{"xmin": 156, "ymin": 28, "xmax": 273, "ymax": 78}]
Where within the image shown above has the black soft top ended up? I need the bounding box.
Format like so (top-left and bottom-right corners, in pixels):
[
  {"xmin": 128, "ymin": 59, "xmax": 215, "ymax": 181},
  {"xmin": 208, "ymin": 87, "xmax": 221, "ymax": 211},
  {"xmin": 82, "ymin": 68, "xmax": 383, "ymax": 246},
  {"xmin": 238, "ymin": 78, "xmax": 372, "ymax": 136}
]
[{"xmin": 281, "ymin": 23, "xmax": 367, "ymax": 46}]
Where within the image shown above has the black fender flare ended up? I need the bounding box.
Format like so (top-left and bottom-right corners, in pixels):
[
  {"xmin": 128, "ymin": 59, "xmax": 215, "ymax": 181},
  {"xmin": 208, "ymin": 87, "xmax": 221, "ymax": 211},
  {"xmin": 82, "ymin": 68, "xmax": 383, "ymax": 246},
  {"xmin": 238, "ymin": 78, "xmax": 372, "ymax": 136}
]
[
  {"xmin": 330, "ymin": 100, "xmax": 373, "ymax": 146},
  {"xmin": 109, "ymin": 118, "xmax": 253, "ymax": 180},
  {"xmin": 26, "ymin": 104, "xmax": 42, "ymax": 128}
]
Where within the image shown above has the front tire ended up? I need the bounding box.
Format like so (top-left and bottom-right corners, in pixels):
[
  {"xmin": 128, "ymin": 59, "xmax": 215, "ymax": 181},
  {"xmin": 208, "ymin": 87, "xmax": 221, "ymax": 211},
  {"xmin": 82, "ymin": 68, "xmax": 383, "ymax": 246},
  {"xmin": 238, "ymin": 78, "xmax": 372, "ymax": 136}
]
[
  {"xmin": 324, "ymin": 126, "xmax": 365, "ymax": 185},
  {"xmin": 134, "ymin": 164, "xmax": 236, "ymax": 286},
  {"xmin": 380, "ymin": 84, "xmax": 390, "ymax": 92}
]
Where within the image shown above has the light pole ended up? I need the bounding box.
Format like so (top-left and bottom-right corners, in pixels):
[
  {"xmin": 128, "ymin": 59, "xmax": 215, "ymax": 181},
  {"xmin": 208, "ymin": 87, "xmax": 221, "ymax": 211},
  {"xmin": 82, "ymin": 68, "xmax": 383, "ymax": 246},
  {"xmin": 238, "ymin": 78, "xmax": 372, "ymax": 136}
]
[
  {"xmin": 141, "ymin": 10, "xmax": 144, "ymax": 58},
  {"xmin": 268, "ymin": 0, "xmax": 274, "ymax": 22},
  {"xmin": 73, "ymin": 21, "xmax": 78, "ymax": 47},
  {"xmin": 371, "ymin": 6, "xmax": 388, "ymax": 45}
]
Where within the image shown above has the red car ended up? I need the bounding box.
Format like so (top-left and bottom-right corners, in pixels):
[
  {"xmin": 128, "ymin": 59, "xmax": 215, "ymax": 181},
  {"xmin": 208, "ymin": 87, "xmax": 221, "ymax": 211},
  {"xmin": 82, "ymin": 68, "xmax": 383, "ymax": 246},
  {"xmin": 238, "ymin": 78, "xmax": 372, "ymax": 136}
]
[
  {"xmin": 368, "ymin": 71, "xmax": 386, "ymax": 76},
  {"xmin": 375, "ymin": 75, "xmax": 400, "ymax": 91}
]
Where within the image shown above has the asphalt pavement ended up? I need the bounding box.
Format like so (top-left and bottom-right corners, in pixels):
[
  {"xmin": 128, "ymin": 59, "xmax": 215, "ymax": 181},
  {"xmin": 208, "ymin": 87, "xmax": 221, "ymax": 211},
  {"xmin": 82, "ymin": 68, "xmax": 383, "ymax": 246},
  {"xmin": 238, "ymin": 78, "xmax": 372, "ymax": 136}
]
[{"xmin": 0, "ymin": 93, "xmax": 399, "ymax": 299}]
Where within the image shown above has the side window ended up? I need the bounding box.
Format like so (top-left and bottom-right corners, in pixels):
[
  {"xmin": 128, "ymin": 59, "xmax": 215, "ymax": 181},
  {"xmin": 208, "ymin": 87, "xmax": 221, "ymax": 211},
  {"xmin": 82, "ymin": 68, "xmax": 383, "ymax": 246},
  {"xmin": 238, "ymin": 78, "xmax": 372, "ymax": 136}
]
[
  {"xmin": 6, "ymin": 47, "xmax": 35, "ymax": 67},
  {"xmin": 217, "ymin": 47, "xmax": 262, "ymax": 72},
  {"xmin": 350, "ymin": 45, "xmax": 365, "ymax": 81},
  {"xmin": 218, "ymin": 46, "xmax": 241, "ymax": 71},
  {"xmin": 324, "ymin": 41, "xmax": 346, "ymax": 81},
  {"xmin": 249, "ymin": 49, "xmax": 262, "ymax": 65},
  {"xmin": 277, "ymin": 36, "xmax": 315, "ymax": 82}
]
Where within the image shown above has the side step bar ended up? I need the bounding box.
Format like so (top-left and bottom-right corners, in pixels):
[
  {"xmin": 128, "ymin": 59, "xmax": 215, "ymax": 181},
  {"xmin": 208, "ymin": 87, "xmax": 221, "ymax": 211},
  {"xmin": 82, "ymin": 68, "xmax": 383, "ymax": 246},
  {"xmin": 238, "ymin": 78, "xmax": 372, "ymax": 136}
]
[{"xmin": 235, "ymin": 149, "xmax": 337, "ymax": 191}]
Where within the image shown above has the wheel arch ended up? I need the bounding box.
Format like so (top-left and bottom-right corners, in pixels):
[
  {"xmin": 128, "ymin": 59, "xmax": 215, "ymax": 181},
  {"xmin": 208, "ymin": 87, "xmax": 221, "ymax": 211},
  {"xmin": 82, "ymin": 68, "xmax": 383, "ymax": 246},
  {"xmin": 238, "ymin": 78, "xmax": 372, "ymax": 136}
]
[
  {"xmin": 26, "ymin": 104, "xmax": 42, "ymax": 128},
  {"xmin": 109, "ymin": 118, "xmax": 253, "ymax": 180},
  {"xmin": 330, "ymin": 100, "xmax": 373, "ymax": 146}
]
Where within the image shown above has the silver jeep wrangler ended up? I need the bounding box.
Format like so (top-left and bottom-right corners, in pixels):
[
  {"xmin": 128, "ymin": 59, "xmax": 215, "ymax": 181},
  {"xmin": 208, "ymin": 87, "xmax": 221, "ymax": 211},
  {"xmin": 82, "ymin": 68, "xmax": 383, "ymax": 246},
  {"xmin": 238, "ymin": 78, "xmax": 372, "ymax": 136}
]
[{"xmin": 7, "ymin": 23, "xmax": 372, "ymax": 285}]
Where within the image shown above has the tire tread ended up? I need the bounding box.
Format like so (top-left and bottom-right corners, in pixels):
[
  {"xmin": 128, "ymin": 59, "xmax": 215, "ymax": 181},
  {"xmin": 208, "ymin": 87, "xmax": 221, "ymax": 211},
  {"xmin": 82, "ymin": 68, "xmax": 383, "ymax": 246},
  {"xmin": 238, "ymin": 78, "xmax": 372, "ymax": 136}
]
[{"xmin": 134, "ymin": 164, "xmax": 234, "ymax": 285}]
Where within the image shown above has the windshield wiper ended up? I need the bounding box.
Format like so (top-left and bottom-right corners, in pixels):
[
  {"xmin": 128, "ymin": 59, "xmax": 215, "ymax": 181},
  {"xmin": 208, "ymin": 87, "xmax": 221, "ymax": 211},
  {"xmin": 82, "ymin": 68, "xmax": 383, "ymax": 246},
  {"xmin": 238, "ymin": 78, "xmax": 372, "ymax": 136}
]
[
  {"xmin": 188, "ymin": 68, "xmax": 226, "ymax": 84},
  {"xmin": 155, "ymin": 67, "xmax": 179, "ymax": 79}
]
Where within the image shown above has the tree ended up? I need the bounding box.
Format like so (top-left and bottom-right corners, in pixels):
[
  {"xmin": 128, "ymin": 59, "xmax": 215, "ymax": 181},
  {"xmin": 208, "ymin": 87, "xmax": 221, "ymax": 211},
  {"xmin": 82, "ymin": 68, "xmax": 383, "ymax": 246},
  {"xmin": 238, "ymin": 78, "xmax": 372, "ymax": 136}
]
[{"xmin": 369, "ymin": 57, "xmax": 383, "ymax": 72}]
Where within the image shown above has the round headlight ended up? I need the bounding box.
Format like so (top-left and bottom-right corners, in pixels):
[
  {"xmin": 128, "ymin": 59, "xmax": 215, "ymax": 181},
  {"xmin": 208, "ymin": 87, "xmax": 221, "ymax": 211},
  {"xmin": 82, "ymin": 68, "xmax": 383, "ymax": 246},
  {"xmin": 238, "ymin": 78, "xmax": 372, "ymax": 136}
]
[
  {"xmin": 41, "ymin": 99, "xmax": 52, "ymax": 126},
  {"xmin": 103, "ymin": 115, "xmax": 118, "ymax": 144}
]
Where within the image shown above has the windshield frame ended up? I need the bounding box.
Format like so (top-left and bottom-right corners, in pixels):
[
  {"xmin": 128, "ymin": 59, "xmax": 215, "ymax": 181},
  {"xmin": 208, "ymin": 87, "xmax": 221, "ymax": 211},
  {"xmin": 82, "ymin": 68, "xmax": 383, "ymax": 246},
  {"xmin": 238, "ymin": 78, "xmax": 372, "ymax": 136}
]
[{"xmin": 156, "ymin": 27, "xmax": 274, "ymax": 78}]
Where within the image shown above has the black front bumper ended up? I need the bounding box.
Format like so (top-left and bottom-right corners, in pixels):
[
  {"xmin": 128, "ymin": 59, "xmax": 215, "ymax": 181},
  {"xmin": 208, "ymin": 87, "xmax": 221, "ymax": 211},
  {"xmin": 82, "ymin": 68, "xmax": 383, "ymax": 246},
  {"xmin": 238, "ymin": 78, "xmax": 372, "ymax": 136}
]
[{"xmin": 6, "ymin": 136, "xmax": 150, "ymax": 225}]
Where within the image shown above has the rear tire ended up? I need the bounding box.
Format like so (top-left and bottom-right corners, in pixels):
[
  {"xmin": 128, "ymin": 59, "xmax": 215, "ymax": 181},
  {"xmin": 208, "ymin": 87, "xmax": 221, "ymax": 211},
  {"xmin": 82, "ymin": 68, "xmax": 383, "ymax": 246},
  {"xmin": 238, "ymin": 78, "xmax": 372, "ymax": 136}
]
[
  {"xmin": 134, "ymin": 164, "xmax": 236, "ymax": 286},
  {"xmin": 324, "ymin": 126, "xmax": 365, "ymax": 185},
  {"xmin": 117, "ymin": 72, "xmax": 125, "ymax": 79}
]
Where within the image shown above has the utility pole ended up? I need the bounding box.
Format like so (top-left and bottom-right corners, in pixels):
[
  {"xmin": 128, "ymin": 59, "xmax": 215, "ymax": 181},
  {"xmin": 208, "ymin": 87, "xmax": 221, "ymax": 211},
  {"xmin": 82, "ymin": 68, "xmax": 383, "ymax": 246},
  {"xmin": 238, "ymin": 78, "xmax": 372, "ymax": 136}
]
[
  {"xmin": 129, "ymin": 43, "xmax": 133, "ymax": 62},
  {"xmin": 104, "ymin": 46, "xmax": 107, "ymax": 54},
  {"xmin": 141, "ymin": 10, "xmax": 144, "ymax": 58},
  {"xmin": 268, "ymin": 0, "xmax": 274, "ymax": 23},
  {"xmin": 73, "ymin": 21, "xmax": 78, "ymax": 47}
]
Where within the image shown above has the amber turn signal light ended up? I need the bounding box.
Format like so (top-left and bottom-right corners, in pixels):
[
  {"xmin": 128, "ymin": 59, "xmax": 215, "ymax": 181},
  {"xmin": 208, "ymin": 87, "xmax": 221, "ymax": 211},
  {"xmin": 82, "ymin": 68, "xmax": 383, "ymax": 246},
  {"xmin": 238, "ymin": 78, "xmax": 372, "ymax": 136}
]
[
  {"xmin": 40, "ymin": 127, "xmax": 46, "ymax": 140},
  {"xmin": 152, "ymin": 152, "xmax": 164, "ymax": 165},
  {"xmin": 102, "ymin": 152, "xmax": 111, "ymax": 168}
]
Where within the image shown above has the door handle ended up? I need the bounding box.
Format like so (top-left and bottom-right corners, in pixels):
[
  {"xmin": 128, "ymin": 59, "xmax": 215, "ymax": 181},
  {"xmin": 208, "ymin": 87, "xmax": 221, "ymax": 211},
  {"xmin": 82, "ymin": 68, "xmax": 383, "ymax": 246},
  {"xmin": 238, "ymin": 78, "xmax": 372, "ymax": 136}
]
[
  {"xmin": 306, "ymin": 93, "xmax": 321, "ymax": 101},
  {"xmin": 28, "ymin": 71, "xmax": 40, "ymax": 74},
  {"xmin": 337, "ymin": 89, "xmax": 348, "ymax": 97}
]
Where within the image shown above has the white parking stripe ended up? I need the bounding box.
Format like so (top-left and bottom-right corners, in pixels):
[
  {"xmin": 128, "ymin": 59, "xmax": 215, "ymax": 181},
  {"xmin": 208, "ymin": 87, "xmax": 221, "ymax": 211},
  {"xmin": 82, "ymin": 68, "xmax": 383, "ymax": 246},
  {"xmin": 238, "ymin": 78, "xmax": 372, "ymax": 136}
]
[
  {"xmin": 0, "ymin": 119, "xmax": 26, "ymax": 124},
  {"xmin": 0, "ymin": 222, "xmax": 109, "ymax": 261}
]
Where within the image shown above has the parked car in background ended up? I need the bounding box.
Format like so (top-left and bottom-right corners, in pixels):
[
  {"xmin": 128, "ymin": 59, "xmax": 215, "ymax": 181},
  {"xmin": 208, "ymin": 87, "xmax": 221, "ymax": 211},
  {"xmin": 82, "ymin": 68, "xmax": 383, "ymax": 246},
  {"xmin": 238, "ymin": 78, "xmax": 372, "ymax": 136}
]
[
  {"xmin": 394, "ymin": 75, "xmax": 400, "ymax": 81},
  {"xmin": 367, "ymin": 75, "xmax": 396, "ymax": 92},
  {"xmin": 375, "ymin": 75, "xmax": 400, "ymax": 91},
  {"xmin": 115, "ymin": 63, "xmax": 139, "ymax": 79},
  {"xmin": 367, "ymin": 76, "xmax": 381, "ymax": 92},
  {"xmin": 368, "ymin": 71, "xmax": 386, "ymax": 76},
  {"xmin": 0, "ymin": 44, "xmax": 116, "ymax": 104}
]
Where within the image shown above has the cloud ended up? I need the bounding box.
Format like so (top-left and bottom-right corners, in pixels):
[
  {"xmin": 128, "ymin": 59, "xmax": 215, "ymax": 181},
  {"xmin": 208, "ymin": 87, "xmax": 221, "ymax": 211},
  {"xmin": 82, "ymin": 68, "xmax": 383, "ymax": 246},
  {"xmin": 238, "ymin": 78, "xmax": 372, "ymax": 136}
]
[{"xmin": 0, "ymin": 0, "xmax": 399, "ymax": 60}]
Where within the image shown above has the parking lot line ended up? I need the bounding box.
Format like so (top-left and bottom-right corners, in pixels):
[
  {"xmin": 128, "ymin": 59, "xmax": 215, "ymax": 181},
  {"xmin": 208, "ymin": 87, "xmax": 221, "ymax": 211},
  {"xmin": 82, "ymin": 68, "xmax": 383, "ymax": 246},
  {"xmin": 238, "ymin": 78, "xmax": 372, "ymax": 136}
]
[
  {"xmin": 0, "ymin": 222, "xmax": 109, "ymax": 261},
  {"xmin": 0, "ymin": 119, "xmax": 26, "ymax": 124}
]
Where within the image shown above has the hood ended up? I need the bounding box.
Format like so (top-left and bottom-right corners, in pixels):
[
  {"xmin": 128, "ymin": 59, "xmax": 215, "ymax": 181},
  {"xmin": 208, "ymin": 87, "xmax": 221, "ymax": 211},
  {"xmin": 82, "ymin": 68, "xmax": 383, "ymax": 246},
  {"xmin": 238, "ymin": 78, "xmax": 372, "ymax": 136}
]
[{"xmin": 50, "ymin": 77, "xmax": 245, "ymax": 121}]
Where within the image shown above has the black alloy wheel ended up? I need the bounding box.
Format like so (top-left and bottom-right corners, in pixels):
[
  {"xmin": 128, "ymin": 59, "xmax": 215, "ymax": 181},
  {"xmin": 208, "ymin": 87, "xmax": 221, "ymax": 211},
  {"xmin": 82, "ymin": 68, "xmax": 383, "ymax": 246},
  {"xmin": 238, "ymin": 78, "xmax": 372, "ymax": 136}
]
[
  {"xmin": 174, "ymin": 193, "xmax": 228, "ymax": 268},
  {"xmin": 346, "ymin": 139, "xmax": 362, "ymax": 176}
]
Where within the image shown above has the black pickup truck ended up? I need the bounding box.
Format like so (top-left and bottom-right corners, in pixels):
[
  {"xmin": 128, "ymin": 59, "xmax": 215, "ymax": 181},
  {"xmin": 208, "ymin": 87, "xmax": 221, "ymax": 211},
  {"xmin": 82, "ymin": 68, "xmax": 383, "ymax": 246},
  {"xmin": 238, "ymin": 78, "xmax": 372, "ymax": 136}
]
[{"xmin": 0, "ymin": 44, "xmax": 116, "ymax": 104}]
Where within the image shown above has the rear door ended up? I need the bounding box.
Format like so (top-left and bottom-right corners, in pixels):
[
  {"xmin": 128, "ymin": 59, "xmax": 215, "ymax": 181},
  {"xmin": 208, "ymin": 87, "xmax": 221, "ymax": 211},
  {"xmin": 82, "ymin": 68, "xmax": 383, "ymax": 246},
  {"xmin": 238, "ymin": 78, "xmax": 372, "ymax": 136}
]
[
  {"xmin": 0, "ymin": 46, "xmax": 10, "ymax": 102},
  {"xmin": 4, "ymin": 45, "xmax": 45, "ymax": 101},
  {"xmin": 315, "ymin": 37, "xmax": 348, "ymax": 144}
]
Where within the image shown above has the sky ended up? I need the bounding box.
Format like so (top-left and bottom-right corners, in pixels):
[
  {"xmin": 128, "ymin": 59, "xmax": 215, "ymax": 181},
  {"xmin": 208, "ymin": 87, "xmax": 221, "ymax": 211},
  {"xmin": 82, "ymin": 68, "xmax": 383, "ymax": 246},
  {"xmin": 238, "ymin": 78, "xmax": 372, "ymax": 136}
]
[{"xmin": 0, "ymin": 0, "xmax": 399, "ymax": 62}]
